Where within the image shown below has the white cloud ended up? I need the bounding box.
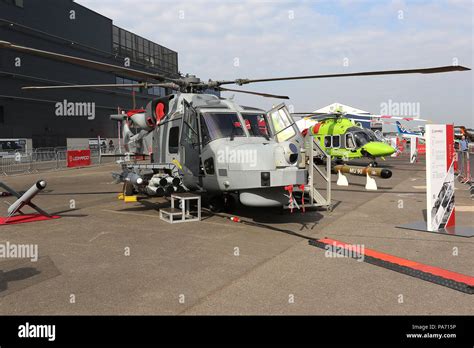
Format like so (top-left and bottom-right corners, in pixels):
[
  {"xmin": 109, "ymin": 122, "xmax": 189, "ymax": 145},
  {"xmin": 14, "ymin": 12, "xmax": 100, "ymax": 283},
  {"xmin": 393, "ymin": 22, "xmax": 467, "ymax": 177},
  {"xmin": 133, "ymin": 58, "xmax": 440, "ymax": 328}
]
[{"xmin": 76, "ymin": 0, "xmax": 473, "ymax": 126}]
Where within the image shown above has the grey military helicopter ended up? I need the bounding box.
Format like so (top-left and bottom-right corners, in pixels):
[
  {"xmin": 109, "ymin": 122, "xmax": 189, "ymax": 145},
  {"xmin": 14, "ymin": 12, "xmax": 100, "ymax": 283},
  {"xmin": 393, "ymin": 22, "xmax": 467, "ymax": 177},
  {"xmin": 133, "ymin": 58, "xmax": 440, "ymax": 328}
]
[{"xmin": 0, "ymin": 40, "xmax": 470, "ymax": 211}]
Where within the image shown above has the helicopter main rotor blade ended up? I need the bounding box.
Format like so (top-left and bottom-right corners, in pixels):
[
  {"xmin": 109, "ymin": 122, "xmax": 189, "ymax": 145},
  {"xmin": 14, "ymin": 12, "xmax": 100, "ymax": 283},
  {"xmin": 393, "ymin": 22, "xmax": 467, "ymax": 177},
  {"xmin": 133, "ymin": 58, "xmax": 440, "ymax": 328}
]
[
  {"xmin": 0, "ymin": 40, "xmax": 179, "ymax": 84},
  {"xmin": 22, "ymin": 82, "xmax": 181, "ymax": 90},
  {"xmin": 305, "ymin": 113, "xmax": 343, "ymax": 120},
  {"xmin": 371, "ymin": 115, "xmax": 429, "ymax": 122},
  {"xmin": 345, "ymin": 112, "xmax": 430, "ymax": 122},
  {"xmin": 291, "ymin": 112, "xmax": 328, "ymax": 117},
  {"xmin": 217, "ymin": 65, "xmax": 470, "ymax": 86},
  {"xmin": 217, "ymin": 87, "xmax": 289, "ymax": 99},
  {"xmin": 292, "ymin": 112, "xmax": 326, "ymax": 115}
]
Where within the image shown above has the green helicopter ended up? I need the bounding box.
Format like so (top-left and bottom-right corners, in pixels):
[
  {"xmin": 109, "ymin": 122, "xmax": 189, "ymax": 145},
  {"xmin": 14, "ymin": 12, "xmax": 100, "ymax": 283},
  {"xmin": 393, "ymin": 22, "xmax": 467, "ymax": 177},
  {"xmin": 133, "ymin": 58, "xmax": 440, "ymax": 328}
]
[{"xmin": 295, "ymin": 111, "xmax": 396, "ymax": 166}]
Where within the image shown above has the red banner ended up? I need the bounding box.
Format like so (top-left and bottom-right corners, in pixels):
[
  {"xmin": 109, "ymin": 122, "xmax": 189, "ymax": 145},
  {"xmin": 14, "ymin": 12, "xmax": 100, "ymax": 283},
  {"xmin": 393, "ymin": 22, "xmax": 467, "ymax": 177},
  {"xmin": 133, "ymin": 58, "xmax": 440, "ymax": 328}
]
[
  {"xmin": 67, "ymin": 150, "xmax": 91, "ymax": 168},
  {"xmin": 417, "ymin": 143, "xmax": 426, "ymax": 155},
  {"xmin": 397, "ymin": 138, "xmax": 406, "ymax": 153}
]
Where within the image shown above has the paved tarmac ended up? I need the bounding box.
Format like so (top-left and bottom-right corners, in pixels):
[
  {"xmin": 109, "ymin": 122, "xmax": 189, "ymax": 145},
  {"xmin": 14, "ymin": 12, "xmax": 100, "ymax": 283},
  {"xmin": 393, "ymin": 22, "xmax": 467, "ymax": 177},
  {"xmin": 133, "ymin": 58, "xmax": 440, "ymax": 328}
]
[{"xmin": 0, "ymin": 156, "xmax": 472, "ymax": 315}]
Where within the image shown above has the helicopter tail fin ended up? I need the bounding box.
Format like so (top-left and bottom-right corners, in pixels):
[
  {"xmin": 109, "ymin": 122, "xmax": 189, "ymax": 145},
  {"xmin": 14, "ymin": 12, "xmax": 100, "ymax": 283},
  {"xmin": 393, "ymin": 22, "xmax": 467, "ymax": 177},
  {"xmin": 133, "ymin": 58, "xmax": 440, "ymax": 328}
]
[{"xmin": 396, "ymin": 121, "xmax": 411, "ymax": 135}]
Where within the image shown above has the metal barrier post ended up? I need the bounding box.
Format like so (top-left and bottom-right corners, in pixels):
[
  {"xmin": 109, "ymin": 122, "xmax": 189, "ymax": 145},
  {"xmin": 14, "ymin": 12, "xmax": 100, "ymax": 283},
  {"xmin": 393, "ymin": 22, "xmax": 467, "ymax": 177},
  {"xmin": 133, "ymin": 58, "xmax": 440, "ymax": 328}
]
[{"xmin": 98, "ymin": 136, "xmax": 102, "ymax": 165}]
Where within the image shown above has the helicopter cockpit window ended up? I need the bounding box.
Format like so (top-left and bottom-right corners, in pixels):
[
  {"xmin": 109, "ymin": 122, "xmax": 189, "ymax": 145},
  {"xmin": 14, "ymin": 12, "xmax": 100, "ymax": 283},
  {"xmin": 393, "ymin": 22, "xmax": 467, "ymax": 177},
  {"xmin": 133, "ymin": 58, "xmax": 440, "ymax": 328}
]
[
  {"xmin": 200, "ymin": 115, "xmax": 212, "ymax": 146},
  {"xmin": 364, "ymin": 129, "xmax": 378, "ymax": 142},
  {"xmin": 168, "ymin": 126, "xmax": 179, "ymax": 153},
  {"xmin": 353, "ymin": 131, "xmax": 372, "ymax": 147},
  {"xmin": 373, "ymin": 130, "xmax": 385, "ymax": 142},
  {"xmin": 241, "ymin": 114, "xmax": 270, "ymax": 138},
  {"xmin": 201, "ymin": 113, "xmax": 245, "ymax": 142}
]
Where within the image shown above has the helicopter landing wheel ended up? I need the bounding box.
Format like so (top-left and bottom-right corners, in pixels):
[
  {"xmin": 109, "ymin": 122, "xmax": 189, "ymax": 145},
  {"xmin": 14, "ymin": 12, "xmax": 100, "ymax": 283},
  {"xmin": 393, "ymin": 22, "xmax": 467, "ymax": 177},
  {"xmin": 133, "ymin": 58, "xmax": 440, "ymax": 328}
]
[
  {"xmin": 208, "ymin": 195, "xmax": 225, "ymax": 213},
  {"xmin": 223, "ymin": 194, "xmax": 236, "ymax": 213},
  {"xmin": 123, "ymin": 182, "xmax": 135, "ymax": 196},
  {"xmin": 208, "ymin": 194, "xmax": 237, "ymax": 213}
]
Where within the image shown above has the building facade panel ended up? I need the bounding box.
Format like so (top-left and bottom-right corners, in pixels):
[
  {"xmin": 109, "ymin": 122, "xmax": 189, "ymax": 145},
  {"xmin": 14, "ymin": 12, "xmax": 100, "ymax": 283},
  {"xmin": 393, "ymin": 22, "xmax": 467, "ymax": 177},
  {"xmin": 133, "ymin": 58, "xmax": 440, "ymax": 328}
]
[{"xmin": 0, "ymin": 0, "xmax": 179, "ymax": 148}]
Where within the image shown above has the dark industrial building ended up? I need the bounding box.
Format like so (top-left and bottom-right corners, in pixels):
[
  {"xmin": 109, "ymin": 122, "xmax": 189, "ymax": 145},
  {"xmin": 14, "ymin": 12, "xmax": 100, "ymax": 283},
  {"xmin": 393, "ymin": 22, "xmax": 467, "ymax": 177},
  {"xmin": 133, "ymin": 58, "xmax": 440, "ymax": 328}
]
[{"xmin": 0, "ymin": 0, "xmax": 179, "ymax": 149}]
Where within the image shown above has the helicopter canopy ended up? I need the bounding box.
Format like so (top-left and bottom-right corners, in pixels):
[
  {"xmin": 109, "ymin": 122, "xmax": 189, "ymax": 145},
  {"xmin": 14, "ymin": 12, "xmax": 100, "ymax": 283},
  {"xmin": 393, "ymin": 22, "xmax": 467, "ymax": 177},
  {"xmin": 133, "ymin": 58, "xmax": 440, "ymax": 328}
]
[
  {"xmin": 200, "ymin": 112, "xmax": 270, "ymax": 145},
  {"xmin": 347, "ymin": 127, "xmax": 378, "ymax": 147}
]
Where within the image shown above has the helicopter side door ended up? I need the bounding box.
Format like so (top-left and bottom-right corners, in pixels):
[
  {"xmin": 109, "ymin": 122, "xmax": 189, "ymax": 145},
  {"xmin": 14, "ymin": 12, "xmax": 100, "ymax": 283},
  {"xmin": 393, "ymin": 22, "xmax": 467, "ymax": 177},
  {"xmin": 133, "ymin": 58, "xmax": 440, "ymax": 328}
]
[
  {"xmin": 179, "ymin": 102, "xmax": 201, "ymax": 188},
  {"xmin": 266, "ymin": 104, "xmax": 302, "ymax": 144}
]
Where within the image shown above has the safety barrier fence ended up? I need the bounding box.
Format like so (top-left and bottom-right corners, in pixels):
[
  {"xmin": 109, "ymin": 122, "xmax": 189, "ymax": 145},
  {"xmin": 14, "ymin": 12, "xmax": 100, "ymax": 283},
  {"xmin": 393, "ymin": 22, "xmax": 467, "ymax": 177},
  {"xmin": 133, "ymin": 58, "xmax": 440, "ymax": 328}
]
[
  {"xmin": 456, "ymin": 150, "xmax": 472, "ymax": 183},
  {"xmin": 0, "ymin": 146, "xmax": 127, "ymax": 176},
  {"xmin": 2, "ymin": 144, "xmax": 473, "ymax": 178}
]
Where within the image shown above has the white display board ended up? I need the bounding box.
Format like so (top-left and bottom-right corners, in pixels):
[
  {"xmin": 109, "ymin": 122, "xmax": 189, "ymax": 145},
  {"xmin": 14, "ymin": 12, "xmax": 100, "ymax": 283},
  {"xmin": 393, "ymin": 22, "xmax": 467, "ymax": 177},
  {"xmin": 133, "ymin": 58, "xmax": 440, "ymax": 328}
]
[{"xmin": 426, "ymin": 124, "xmax": 455, "ymax": 231}]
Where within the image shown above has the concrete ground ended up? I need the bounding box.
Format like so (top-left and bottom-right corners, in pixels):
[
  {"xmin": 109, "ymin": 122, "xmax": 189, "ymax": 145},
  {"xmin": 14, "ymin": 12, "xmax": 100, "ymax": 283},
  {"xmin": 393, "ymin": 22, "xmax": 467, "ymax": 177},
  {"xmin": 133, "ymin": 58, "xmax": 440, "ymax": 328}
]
[{"xmin": 0, "ymin": 156, "xmax": 472, "ymax": 315}]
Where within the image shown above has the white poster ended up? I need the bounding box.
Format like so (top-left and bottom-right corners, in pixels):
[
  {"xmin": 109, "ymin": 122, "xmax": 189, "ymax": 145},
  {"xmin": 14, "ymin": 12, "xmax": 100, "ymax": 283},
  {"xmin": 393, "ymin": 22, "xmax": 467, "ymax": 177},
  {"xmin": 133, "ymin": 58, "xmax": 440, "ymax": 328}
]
[{"xmin": 426, "ymin": 124, "xmax": 455, "ymax": 231}]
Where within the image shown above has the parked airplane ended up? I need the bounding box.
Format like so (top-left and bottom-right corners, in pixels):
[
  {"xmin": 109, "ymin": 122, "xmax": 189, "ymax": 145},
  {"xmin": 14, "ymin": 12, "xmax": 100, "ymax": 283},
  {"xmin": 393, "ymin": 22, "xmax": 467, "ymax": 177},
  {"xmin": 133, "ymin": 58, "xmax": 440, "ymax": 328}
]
[{"xmin": 396, "ymin": 121, "xmax": 424, "ymax": 138}]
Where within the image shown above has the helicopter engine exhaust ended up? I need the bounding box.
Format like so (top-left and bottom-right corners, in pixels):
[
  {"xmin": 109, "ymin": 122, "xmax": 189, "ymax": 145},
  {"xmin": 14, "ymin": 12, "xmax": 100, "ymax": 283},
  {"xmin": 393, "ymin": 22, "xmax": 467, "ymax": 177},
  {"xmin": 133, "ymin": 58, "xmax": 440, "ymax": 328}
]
[{"xmin": 333, "ymin": 165, "xmax": 392, "ymax": 179}]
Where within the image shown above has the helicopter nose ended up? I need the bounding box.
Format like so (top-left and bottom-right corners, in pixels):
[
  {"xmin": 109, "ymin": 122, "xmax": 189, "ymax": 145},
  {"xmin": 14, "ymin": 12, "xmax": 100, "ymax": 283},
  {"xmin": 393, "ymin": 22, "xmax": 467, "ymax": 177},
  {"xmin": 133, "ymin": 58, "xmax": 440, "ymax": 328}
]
[{"xmin": 363, "ymin": 142, "xmax": 396, "ymax": 157}]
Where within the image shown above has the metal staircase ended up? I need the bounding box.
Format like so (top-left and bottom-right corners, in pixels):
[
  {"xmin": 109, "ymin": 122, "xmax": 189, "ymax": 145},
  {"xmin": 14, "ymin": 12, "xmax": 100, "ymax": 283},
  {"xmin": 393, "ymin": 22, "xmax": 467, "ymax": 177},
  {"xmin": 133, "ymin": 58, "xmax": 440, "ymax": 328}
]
[{"xmin": 304, "ymin": 135, "xmax": 332, "ymax": 210}]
